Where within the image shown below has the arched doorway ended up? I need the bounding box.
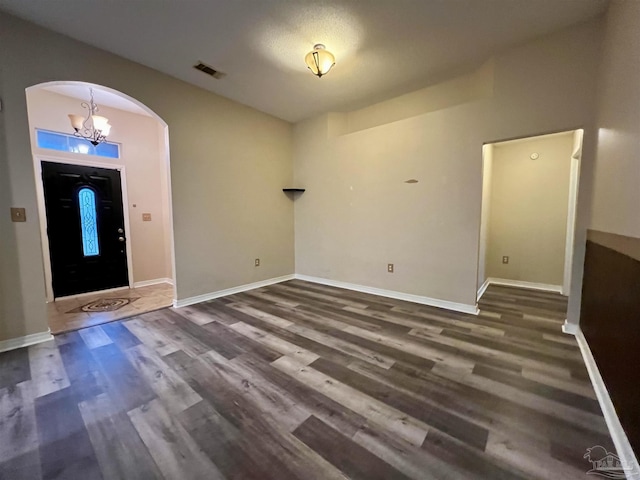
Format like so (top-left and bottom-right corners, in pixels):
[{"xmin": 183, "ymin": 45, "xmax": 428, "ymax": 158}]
[{"xmin": 25, "ymin": 81, "xmax": 176, "ymax": 333}]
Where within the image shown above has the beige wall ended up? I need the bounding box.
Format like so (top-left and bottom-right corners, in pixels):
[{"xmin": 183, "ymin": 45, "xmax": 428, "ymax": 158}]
[
  {"xmin": 293, "ymin": 20, "xmax": 602, "ymax": 310},
  {"xmin": 26, "ymin": 88, "xmax": 172, "ymax": 287},
  {"xmin": 345, "ymin": 61, "xmax": 495, "ymax": 134},
  {"xmin": 0, "ymin": 66, "xmax": 24, "ymax": 343},
  {"xmin": 591, "ymin": 0, "xmax": 640, "ymax": 238},
  {"xmin": 485, "ymin": 133, "xmax": 573, "ymax": 286},
  {"xmin": 0, "ymin": 12, "xmax": 293, "ymax": 342}
]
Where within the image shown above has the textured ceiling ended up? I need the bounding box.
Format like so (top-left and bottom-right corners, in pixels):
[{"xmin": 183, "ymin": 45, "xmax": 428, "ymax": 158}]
[{"xmin": 0, "ymin": 0, "xmax": 608, "ymax": 122}]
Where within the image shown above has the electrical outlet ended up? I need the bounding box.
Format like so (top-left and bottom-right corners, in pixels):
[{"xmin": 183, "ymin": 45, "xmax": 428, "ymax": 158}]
[
  {"xmin": 10, "ymin": 207, "xmax": 26, "ymax": 222},
  {"xmin": 387, "ymin": 263, "xmax": 394, "ymax": 273},
  {"xmin": 502, "ymin": 256, "xmax": 509, "ymax": 264},
  {"xmin": 255, "ymin": 258, "xmax": 260, "ymax": 267},
  {"xmin": 142, "ymin": 213, "xmax": 152, "ymax": 221}
]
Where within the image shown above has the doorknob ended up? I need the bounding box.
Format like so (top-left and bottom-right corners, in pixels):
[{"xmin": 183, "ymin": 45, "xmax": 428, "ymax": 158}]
[{"xmin": 118, "ymin": 236, "xmax": 125, "ymax": 242}]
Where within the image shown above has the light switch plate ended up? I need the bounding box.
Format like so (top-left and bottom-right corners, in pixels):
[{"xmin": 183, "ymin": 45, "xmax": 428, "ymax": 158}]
[
  {"xmin": 142, "ymin": 213, "xmax": 152, "ymax": 221},
  {"xmin": 10, "ymin": 207, "xmax": 26, "ymax": 222}
]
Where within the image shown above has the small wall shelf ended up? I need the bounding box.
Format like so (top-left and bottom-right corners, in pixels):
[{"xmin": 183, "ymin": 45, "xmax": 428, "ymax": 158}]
[{"xmin": 282, "ymin": 188, "xmax": 305, "ymax": 193}]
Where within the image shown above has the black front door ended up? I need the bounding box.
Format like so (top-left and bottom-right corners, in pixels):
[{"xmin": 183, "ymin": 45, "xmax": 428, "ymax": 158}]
[{"xmin": 42, "ymin": 161, "xmax": 129, "ymax": 297}]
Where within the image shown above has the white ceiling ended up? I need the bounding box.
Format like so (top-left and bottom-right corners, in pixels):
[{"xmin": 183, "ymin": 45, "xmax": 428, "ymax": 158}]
[{"xmin": 1, "ymin": 0, "xmax": 608, "ymax": 122}]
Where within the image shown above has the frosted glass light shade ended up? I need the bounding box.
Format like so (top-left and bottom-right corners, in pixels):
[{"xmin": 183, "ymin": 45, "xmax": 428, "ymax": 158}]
[
  {"xmin": 68, "ymin": 89, "xmax": 111, "ymax": 145},
  {"xmin": 305, "ymin": 44, "xmax": 335, "ymax": 78},
  {"xmin": 91, "ymin": 115, "xmax": 109, "ymax": 131},
  {"xmin": 68, "ymin": 114, "xmax": 84, "ymax": 130}
]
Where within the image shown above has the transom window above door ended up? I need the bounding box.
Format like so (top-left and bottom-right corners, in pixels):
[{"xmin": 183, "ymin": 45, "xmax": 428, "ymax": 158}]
[{"xmin": 36, "ymin": 129, "xmax": 120, "ymax": 159}]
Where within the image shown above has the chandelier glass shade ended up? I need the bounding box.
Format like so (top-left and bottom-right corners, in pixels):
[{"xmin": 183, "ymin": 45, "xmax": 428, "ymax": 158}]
[
  {"xmin": 68, "ymin": 88, "xmax": 111, "ymax": 146},
  {"xmin": 305, "ymin": 44, "xmax": 335, "ymax": 78}
]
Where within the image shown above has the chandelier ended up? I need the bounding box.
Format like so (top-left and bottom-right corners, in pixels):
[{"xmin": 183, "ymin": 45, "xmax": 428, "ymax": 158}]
[{"xmin": 68, "ymin": 88, "xmax": 111, "ymax": 146}]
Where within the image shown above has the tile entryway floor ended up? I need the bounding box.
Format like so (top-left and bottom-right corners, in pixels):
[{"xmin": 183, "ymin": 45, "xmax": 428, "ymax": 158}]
[{"xmin": 47, "ymin": 282, "xmax": 174, "ymax": 334}]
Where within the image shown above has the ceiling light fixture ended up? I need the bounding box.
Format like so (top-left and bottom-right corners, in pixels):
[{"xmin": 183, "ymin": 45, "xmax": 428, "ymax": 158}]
[
  {"xmin": 305, "ymin": 44, "xmax": 335, "ymax": 78},
  {"xmin": 68, "ymin": 88, "xmax": 111, "ymax": 146}
]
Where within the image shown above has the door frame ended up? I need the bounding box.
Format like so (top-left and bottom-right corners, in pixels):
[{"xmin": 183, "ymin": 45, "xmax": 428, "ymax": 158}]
[
  {"xmin": 34, "ymin": 154, "xmax": 134, "ymax": 302},
  {"xmin": 562, "ymin": 129, "xmax": 583, "ymax": 296}
]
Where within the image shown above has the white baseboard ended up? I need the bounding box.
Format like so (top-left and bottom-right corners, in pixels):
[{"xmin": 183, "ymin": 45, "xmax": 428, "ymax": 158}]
[
  {"xmin": 477, "ymin": 278, "xmax": 490, "ymax": 299},
  {"xmin": 133, "ymin": 278, "xmax": 174, "ymax": 288},
  {"xmin": 174, "ymin": 272, "xmax": 479, "ymax": 315},
  {"xmin": 0, "ymin": 330, "xmax": 54, "ymax": 353},
  {"xmin": 295, "ymin": 274, "xmax": 479, "ymax": 315},
  {"xmin": 562, "ymin": 320, "xmax": 579, "ymax": 335},
  {"xmin": 173, "ymin": 274, "xmax": 295, "ymax": 308},
  {"xmin": 570, "ymin": 327, "xmax": 640, "ymax": 479},
  {"xmin": 483, "ymin": 277, "xmax": 563, "ymax": 294}
]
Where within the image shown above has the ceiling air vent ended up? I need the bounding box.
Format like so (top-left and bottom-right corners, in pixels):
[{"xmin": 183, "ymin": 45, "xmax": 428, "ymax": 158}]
[{"xmin": 193, "ymin": 61, "xmax": 225, "ymax": 79}]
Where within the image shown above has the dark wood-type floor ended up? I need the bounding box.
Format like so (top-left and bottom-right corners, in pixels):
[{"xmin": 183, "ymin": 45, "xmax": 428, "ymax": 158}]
[{"xmin": 0, "ymin": 281, "xmax": 614, "ymax": 479}]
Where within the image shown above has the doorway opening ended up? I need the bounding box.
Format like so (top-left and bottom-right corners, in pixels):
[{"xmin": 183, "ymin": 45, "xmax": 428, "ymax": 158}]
[
  {"xmin": 477, "ymin": 129, "xmax": 583, "ymax": 302},
  {"xmin": 26, "ymin": 81, "xmax": 176, "ymax": 333}
]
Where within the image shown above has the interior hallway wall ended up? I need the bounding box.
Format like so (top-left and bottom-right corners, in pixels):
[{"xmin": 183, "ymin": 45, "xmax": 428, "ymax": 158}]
[
  {"xmin": 0, "ymin": 12, "xmax": 293, "ymax": 343},
  {"xmin": 26, "ymin": 88, "xmax": 173, "ymax": 286},
  {"xmin": 485, "ymin": 133, "xmax": 573, "ymax": 287},
  {"xmin": 590, "ymin": 0, "xmax": 640, "ymax": 237},
  {"xmin": 293, "ymin": 19, "xmax": 602, "ymax": 311}
]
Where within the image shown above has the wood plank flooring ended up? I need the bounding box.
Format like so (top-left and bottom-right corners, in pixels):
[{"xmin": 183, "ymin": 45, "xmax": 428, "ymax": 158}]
[{"xmin": 0, "ymin": 281, "xmax": 614, "ymax": 479}]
